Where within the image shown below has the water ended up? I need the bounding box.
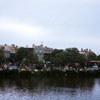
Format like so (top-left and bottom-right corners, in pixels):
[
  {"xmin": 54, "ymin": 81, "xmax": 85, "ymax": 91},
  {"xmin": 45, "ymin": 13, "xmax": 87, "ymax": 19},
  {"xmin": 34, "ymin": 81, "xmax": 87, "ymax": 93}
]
[{"xmin": 0, "ymin": 77, "xmax": 100, "ymax": 100}]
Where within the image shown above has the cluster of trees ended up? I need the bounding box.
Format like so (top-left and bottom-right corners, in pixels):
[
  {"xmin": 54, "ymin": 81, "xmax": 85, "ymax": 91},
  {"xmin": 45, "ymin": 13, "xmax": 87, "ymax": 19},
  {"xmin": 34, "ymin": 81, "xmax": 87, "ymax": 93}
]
[
  {"xmin": 0, "ymin": 47, "xmax": 100, "ymax": 68},
  {"xmin": 0, "ymin": 47, "xmax": 44, "ymax": 68},
  {"xmin": 10, "ymin": 48, "xmax": 38, "ymax": 65},
  {"xmin": 44, "ymin": 48, "xmax": 98, "ymax": 67}
]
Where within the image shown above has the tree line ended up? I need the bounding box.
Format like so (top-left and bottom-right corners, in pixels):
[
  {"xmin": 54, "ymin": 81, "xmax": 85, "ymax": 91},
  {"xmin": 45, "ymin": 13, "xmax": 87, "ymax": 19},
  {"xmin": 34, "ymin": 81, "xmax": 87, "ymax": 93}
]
[
  {"xmin": 0, "ymin": 47, "xmax": 100, "ymax": 67},
  {"xmin": 44, "ymin": 48, "xmax": 98, "ymax": 67}
]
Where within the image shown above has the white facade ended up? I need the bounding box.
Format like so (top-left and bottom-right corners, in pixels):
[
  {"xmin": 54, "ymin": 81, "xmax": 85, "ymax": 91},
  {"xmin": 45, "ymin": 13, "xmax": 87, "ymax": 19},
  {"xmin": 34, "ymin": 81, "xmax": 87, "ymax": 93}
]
[
  {"xmin": 32, "ymin": 44, "xmax": 53, "ymax": 60},
  {"xmin": 0, "ymin": 44, "xmax": 53, "ymax": 59}
]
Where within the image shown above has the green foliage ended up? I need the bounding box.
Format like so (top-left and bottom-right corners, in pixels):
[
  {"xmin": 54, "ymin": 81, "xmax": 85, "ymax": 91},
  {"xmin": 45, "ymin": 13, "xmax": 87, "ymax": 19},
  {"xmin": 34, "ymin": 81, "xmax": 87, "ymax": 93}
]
[
  {"xmin": 96, "ymin": 55, "xmax": 100, "ymax": 60},
  {"xmin": 15, "ymin": 48, "xmax": 38, "ymax": 64},
  {"xmin": 44, "ymin": 53, "xmax": 52, "ymax": 62},
  {"xmin": 44, "ymin": 48, "xmax": 88, "ymax": 67},
  {"xmin": 50, "ymin": 52, "xmax": 66, "ymax": 66},
  {"xmin": 16, "ymin": 48, "xmax": 30, "ymax": 62},
  {"xmin": 0, "ymin": 49, "xmax": 5, "ymax": 64},
  {"xmin": 65, "ymin": 48, "xmax": 79, "ymax": 66},
  {"xmin": 38, "ymin": 59, "xmax": 45, "ymax": 64},
  {"xmin": 87, "ymin": 52, "xmax": 97, "ymax": 60},
  {"xmin": 76, "ymin": 54, "xmax": 87, "ymax": 66}
]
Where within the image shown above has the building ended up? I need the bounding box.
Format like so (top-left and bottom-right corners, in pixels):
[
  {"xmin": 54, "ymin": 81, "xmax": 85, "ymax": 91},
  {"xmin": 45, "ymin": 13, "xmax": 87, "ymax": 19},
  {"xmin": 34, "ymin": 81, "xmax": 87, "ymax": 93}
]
[
  {"xmin": 32, "ymin": 44, "xmax": 53, "ymax": 60},
  {"xmin": 0, "ymin": 44, "xmax": 19, "ymax": 58},
  {"xmin": 0, "ymin": 44, "xmax": 53, "ymax": 60},
  {"xmin": 79, "ymin": 48, "xmax": 93, "ymax": 57}
]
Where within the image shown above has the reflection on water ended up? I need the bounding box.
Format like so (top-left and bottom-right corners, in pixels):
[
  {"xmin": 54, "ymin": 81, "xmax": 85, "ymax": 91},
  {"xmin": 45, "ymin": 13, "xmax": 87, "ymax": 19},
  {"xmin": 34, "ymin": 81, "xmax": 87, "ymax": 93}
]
[{"xmin": 0, "ymin": 77, "xmax": 100, "ymax": 100}]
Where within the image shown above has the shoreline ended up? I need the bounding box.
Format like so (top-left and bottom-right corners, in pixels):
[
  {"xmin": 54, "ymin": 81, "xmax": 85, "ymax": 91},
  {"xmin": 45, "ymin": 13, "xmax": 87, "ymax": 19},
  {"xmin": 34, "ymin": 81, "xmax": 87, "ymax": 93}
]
[{"xmin": 0, "ymin": 69, "xmax": 100, "ymax": 79}]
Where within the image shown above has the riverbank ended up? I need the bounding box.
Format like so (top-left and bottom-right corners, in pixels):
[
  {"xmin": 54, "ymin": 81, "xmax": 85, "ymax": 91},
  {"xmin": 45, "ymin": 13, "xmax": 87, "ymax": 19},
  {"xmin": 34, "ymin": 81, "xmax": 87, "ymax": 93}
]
[{"xmin": 0, "ymin": 69, "xmax": 100, "ymax": 79}]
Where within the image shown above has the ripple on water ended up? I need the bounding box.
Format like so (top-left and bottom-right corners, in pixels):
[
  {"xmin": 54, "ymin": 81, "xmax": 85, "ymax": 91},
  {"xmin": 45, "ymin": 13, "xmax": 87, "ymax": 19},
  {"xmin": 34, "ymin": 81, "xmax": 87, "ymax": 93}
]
[{"xmin": 0, "ymin": 78, "xmax": 100, "ymax": 100}]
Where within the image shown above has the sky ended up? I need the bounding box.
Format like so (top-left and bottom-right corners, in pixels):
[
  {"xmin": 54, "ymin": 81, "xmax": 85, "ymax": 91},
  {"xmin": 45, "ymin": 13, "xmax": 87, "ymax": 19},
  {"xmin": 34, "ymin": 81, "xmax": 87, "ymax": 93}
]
[{"xmin": 0, "ymin": 0, "xmax": 100, "ymax": 53}]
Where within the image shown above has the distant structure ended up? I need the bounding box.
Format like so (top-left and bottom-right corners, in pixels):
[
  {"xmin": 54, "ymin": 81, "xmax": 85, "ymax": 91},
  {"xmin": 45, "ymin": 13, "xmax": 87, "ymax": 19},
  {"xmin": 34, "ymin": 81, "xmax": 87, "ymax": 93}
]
[
  {"xmin": 0, "ymin": 44, "xmax": 19, "ymax": 58},
  {"xmin": 32, "ymin": 44, "xmax": 53, "ymax": 60},
  {"xmin": 24, "ymin": 44, "xmax": 53, "ymax": 60},
  {"xmin": 0, "ymin": 44, "xmax": 53, "ymax": 60},
  {"xmin": 79, "ymin": 48, "xmax": 94, "ymax": 57}
]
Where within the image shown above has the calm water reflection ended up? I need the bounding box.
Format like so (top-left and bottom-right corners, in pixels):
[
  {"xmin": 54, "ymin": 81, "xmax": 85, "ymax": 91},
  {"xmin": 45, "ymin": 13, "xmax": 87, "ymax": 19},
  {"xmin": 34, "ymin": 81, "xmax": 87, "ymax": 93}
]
[{"xmin": 0, "ymin": 77, "xmax": 100, "ymax": 100}]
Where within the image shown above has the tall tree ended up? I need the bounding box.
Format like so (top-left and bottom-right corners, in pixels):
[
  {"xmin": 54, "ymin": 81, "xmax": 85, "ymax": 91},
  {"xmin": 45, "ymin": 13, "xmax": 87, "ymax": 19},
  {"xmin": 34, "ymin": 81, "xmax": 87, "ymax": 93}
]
[
  {"xmin": 65, "ymin": 48, "xmax": 79, "ymax": 66},
  {"xmin": 0, "ymin": 49, "xmax": 5, "ymax": 64},
  {"xmin": 16, "ymin": 48, "xmax": 38, "ymax": 64},
  {"xmin": 87, "ymin": 52, "xmax": 97, "ymax": 60}
]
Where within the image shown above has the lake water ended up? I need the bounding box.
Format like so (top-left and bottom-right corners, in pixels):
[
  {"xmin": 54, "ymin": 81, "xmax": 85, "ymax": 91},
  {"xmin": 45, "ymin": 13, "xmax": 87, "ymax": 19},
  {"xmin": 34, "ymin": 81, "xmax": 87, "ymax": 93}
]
[{"xmin": 0, "ymin": 77, "xmax": 100, "ymax": 100}]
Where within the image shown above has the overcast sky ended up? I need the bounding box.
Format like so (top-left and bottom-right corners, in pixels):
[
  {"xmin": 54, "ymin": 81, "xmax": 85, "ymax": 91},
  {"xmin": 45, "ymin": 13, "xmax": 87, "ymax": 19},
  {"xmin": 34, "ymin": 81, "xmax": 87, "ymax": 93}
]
[{"xmin": 0, "ymin": 0, "xmax": 100, "ymax": 53}]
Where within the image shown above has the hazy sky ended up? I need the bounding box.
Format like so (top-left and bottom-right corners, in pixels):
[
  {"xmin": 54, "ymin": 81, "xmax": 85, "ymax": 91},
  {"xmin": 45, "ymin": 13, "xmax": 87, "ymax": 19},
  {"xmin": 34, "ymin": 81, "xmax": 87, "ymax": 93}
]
[{"xmin": 0, "ymin": 0, "xmax": 100, "ymax": 53}]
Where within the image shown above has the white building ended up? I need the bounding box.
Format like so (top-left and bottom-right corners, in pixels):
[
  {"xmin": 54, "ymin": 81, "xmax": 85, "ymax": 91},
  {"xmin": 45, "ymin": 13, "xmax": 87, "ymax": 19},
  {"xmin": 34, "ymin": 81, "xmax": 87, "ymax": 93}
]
[
  {"xmin": 0, "ymin": 44, "xmax": 19, "ymax": 58},
  {"xmin": 32, "ymin": 44, "xmax": 53, "ymax": 60}
]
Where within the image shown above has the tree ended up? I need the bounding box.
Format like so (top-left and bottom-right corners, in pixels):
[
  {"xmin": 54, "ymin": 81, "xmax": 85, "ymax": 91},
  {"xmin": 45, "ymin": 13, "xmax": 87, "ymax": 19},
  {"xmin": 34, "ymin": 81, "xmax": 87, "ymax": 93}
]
[
  {"xmin": 16, "ymin": 48, "xmax": 38, "ymax": 64},
  {"xmin": 44, "ymin": 49, "xmax": 65, "ymax": 67},
  {"xmin": 44, "ymin": 48, "xmax": 95, "ymax": 68},
  {"xmin": 50, "ymin": 52, "xmax": 66, "ymax": 67},
  {"xmin": 9, "ymin": 53, "xmax": 16, "ymax": 63},
  {"xmin": 49, "ymin": 49, "xmax": 65, "ymax": 67},
  {"xmin": 76, "ymin": 54, "xmax": 87, "ymax": 67},
  {"xmin": 97, "ymin": 55, "xmax": 100, "ymax": 60},
  {"xmin": 43, "ymin": 53, "xmax": 52, "ymax": 62},
  {"xmin": 0, "ymin": 50, "xmax": 5, "ymax": 64},
  {"xmin": 23, "ymin": 51, "xmax": 38, "ymax": 64},
  {"xmin": 65, "ymin": 48, "xmax": 79, "ymax": 66},
  {"xmin": 16, "ymin": 48, "xmax": 30, "ymax": 62},
  {"xmin": 87, "ymin": 52, "xmax": 97, "ymax": 60},
  {"xmin": 51, "ymin": 49, "xmax": 64, "ymax": 57}
]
